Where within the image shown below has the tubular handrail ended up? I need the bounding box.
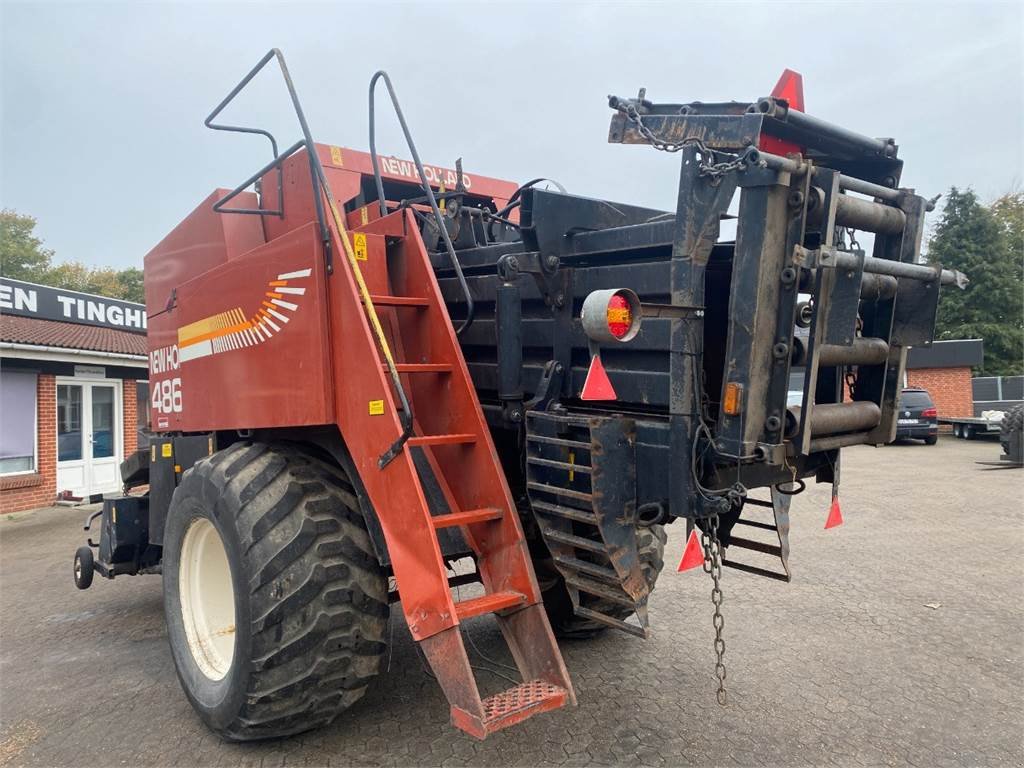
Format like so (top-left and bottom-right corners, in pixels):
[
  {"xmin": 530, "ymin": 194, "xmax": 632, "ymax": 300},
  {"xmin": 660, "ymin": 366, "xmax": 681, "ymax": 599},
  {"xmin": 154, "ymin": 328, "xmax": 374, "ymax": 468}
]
[
  {"xmin": 368, "ymin": 70, "xmax": 476, "ymax": 336},
  {"xmin": 204, "ymin": 49, "xmax": 331, "ymax": 270},
  {"xmin": 205, "ymin": 49, "xmax": 415, "ymax": 468}
]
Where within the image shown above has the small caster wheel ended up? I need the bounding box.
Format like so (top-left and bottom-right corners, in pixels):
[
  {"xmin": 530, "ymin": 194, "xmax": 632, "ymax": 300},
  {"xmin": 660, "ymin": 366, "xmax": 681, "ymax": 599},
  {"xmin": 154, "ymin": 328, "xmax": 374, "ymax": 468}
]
[{"xmin": 74, "ymin": 546, "xmax": 94, "ymax": 590}]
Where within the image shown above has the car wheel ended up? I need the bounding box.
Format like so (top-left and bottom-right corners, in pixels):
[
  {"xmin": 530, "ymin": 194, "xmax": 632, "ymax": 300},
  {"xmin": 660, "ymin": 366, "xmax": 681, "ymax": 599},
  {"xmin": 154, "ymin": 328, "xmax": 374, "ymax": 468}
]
[{"xmin": 924, "ymin": 435, "xmax": 938, "ymax": 446}]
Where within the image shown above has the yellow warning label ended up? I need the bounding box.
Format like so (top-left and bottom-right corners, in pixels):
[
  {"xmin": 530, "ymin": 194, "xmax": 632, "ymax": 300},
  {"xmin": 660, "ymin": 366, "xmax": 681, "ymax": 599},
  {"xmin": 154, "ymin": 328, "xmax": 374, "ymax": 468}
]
[
  {"xmin": 161, "ymin": 443, "xmax": 173, "ymax": 458},
  {"xmin": 354, "ymin": 232, "xmax": 368, "ymax": 261},
  {"xmin": 360, "ymin": 206, "xmax": 369, "ymax": 225},
  {"xmin": 329, "ymin": 146, "xmax": 344, "ymax": 166},
  {"xmin": 368, "ymin": 399, "xmax": 385, "ymax": 415}
]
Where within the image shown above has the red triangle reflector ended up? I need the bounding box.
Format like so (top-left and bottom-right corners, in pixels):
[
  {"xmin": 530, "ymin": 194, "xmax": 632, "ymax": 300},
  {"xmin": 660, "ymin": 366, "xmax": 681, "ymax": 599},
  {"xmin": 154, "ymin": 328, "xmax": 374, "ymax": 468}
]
[
  {"xmin": 760, "ymin": 68, "xmax": 805, "ymax": 157},
  {"xmin": 825, "ymin": 496, "xmax": 844, "ymax": 529},
  {"xmin": 771, "ymin": 68, "xmax": 805, "ymax": 112},
  {"xmin": 677, "ymin": 529, "xmax": 705, "ymax": 572},
  {"xmin": 581, "ymin": 355, "xmax": 617, "ymax": 401}
]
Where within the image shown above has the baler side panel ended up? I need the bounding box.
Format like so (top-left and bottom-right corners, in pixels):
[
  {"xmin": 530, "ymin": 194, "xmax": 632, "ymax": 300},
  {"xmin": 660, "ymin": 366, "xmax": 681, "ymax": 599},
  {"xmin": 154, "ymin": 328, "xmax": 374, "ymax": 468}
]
[
  {"xmin": 143, "ymin": 189, "xmax": 265, "ymax": 316},
  {"xmin": 148, "ymin": 222, "xmax": 333, "ymax": 433}
]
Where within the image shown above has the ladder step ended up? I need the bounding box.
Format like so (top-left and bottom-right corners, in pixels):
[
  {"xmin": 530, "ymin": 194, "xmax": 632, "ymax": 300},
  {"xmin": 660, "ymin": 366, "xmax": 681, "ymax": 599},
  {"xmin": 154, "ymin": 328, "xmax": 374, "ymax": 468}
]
[
  {"xmin": 735, "ymin": 518, "xmax": 779, "ymax": 532},
  {"xmin": 728, "ymin": 536, "xmax": 783, "ymax": 557},
  {"xmin": 722, "ymin": 558, "xmax": 791, "ymax": 582},
  {"xmin": 389, "ymin": 363, "xmax": 453, "ymax": 373},
  {"xmin": 530, "ymin": 500, "xmax": 598, "ymax": 524},
  {"xmin": 564, "ymin": 575, "xmax": 637, "ymax": 607},
  {"xmin": 573, "ymin": 606, "xmax": 648, "ymax": 638},
  {"xmin": 553, "ymin": 554, "xmax": 619, "ymax": 582},
  {"xmin": 369, "ymin": 294, "xmax": 430, "ymax": 307},
  {"xmin": 527, "ymin": 481, "xmax": 593, "ymax": 503},
  {"xmin": 454, "ymin": 590, "xmax": 528, "ymax": 620},
  {"xmin": 407, "ymin": 433, "xmax": 477, "ymax": 447},
  {"xmin": 452, "ymin": 680, "xmax": 569, "ymax": 739},
  {"xmin": 527, "ymin": 456, "xmax": 593, "ymax": 474},
  {"xmin": 432, "ymin": 507, "xmax": 502, "ymax": 529},
  {"xmin": 541, "ymin": 527, "xmax": 607, "ymax": 553}
]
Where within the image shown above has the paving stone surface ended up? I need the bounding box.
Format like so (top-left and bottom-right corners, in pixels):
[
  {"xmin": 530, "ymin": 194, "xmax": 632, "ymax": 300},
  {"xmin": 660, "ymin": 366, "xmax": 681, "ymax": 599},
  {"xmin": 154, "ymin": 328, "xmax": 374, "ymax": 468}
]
[{"xmin": 1, "ymin": 436, "xmax": 1021, "ymax": 767}]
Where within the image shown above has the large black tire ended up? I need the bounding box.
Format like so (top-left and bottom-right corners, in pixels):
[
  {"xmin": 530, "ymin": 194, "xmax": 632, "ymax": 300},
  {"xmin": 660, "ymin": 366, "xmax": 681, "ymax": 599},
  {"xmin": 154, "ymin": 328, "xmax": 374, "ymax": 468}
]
[
  {"xmin": 1000, "ymin": 404, "xmax": 1024, "ymax": 457},
  {"xmin": 536, "ymin": 524, "xmax": 667, "ymax": 639},
  {"xmin": 162, "ymin": 441, "xmax": 388, "ymax": 742}
]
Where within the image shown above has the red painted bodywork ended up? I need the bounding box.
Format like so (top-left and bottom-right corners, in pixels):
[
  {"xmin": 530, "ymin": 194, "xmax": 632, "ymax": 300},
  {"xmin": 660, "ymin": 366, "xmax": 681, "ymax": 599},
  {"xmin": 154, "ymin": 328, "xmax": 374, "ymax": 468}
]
[{"xmin": 143, "ymin": 146, "xmax": 572, "ymax": 736}]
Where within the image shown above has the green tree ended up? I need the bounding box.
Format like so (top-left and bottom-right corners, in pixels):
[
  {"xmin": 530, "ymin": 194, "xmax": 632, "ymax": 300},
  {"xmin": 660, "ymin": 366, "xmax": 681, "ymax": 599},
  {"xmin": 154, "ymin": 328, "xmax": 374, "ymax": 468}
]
[
  {"xmin": 929, "ymin": 188, "xmax": 1023, "ymax": 375},
  {"xmin": 0, "ymin": 209, "xmax": 54, "ymax": 281},
  {"xmin": 45, "ymin": 261, "xmax": 144, "ymax": 303},
  {"xmin": 1, "ymin": 208, "xmax": 146, "ymax": 304},
  {"xmin": 115, "ymin": 267, "xmax": 145, "ymax": 303}
]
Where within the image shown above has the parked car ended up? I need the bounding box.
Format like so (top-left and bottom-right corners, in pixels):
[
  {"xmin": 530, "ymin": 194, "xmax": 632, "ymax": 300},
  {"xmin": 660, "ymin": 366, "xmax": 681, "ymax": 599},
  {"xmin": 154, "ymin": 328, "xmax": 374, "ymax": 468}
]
[{"xmin": 895, "ymin": 388, "xmax": 939, "ymax": 444}]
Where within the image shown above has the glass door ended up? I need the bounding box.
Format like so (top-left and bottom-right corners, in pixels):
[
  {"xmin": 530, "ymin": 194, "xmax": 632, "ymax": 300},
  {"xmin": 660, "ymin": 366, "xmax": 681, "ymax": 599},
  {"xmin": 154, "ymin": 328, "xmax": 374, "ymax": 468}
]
[
  {"xmin": 87, "ymin": 384, "xmax": 119, "ymax": 493},
  {"xmin": 56, "ymin": 383, "xmax": 86, "ymax": 495},
  {"xmin": 55, "ymin": 380, "xmax": 121, "ymax": 498}
]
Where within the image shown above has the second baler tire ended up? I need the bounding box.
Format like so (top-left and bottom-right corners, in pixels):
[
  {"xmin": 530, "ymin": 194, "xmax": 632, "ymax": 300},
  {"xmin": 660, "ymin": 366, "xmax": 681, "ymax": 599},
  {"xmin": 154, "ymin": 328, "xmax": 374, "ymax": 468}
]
[
  {"xmin": 162, "ymin": 441, "xmax": 388, "ymax": 742},
  {"xmin": 1000, "ymin": 404, "xmax": 1024, "ymax": 457},
  {"xmin": 537, "ymin": 524, "xmax": 667, "ymax": 639}
]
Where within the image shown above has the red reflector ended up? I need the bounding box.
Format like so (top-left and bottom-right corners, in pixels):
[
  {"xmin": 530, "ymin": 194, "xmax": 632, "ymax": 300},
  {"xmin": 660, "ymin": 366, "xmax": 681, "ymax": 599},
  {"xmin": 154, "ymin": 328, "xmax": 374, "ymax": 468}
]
[
  {"xmin": 581, "ymin": 355, "xmax": 617, "ymax": 401},
  {"xmin": 825, "ymin": 496, "xmax": 844, "ymax": 529},
  {"xmin": 921, "ymin": 407, "xmax": 937, "ymax": 418},
  {"xmin": 606, "ymin": 294, "xmax": 632, "ymax": 339},
  {"xmin": 760, "ymin": 68, "xmax": 805, "ymax": 157},
  {"xmin": 677, "ymin": 529, "xmax": 705, "ymax": 572},
  {"xmin": 772, "ymin": 68, "xmax": 805, "ymax": 112}
]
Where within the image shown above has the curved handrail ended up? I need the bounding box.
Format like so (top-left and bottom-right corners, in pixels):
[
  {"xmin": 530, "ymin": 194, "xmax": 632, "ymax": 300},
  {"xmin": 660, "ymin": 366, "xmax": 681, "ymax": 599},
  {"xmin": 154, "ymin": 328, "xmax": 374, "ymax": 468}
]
[
  {"xmin": 368, "ymin": 70, "xmax": 475, "ymax": 336},
  {"xmin": 204, "ymin": 49, "xmax": 329, "ymax": 266}
]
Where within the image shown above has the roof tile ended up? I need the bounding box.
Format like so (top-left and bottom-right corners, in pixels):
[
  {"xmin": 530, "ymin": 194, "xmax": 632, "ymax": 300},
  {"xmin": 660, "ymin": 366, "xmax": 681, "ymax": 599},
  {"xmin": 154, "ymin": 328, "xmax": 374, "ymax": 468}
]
[{"xmin": 0, "ymin": 315, "xmax": 147, "ymax": 357}]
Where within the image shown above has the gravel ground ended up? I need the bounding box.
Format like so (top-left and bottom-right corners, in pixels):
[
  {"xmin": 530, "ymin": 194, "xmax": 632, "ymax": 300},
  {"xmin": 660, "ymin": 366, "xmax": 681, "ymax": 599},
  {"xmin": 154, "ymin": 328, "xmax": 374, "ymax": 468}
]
[{"xmin": 1, "ymin": 435, "xmax": 1021, "ymax": 767}]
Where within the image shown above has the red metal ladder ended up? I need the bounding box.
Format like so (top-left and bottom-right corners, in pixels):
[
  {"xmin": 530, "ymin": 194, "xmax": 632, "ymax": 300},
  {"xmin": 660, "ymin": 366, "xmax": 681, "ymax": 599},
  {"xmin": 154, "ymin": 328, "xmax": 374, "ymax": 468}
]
[{"xmin": 323, "ymin": 194, "xmax": 574, "ymax": 738}]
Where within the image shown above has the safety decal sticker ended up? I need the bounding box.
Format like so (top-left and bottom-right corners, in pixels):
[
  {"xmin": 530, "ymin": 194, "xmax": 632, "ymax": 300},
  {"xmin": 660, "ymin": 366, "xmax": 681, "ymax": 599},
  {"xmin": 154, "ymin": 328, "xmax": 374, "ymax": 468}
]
[{"xmin": 177, "ymin": 268, "xmax": 310, "ymax": 363}]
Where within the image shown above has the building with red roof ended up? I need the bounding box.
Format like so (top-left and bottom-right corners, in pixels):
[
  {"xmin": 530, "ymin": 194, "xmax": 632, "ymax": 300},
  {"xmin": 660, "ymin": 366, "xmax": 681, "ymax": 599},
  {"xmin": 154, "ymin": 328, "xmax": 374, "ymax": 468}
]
[{"xmin": 1, "ymin": 278, "xmax": 149, "ymax": 512}]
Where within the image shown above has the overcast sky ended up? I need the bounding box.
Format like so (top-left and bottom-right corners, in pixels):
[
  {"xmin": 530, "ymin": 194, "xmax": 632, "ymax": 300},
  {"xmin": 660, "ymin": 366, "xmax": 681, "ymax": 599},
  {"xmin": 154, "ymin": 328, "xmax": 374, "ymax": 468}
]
[{"xmin": 1, "ymin": 1, "xmax": 1021, "ymax": 270}]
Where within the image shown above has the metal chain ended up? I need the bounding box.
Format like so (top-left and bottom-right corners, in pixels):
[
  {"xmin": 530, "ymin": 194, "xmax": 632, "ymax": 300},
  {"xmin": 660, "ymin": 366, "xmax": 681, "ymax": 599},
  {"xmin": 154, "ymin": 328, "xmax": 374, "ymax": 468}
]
[
  {"xmin": 845, "ymin": 227, "xmax": 861, "ymax": 252},
  {"xmin": 620, "ymin": 104, "xmax": 749, "ymax": 182},
  {"xmin": 700, "ymin": 513, "xmax": 728, "ymax": 705}
]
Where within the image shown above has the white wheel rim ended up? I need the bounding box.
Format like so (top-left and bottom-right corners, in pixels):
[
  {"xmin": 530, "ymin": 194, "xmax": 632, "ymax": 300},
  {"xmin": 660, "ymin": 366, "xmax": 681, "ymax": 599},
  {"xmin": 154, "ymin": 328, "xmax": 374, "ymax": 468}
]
[{"xmin": 179, "ymin": 518, "xmax": 236, "ymax": 681}]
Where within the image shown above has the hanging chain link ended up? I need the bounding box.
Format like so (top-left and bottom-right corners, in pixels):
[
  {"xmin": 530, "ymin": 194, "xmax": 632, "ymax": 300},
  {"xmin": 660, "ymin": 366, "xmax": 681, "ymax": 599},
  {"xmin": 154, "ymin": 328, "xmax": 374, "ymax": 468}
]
[
  {"xmin": 623, "ymin": 95, "xmax": 735, "ymax": 703},
  {"xmin": 619, "ymin": 104, "xmax": 750, "ymax": 183},
  {"xmin": 700, "ymin": 513, "xmax": 728, "ymax": 705},
  {"xmin": 845, "ymin": 227, "xmax": 861, "ymax": 252}
]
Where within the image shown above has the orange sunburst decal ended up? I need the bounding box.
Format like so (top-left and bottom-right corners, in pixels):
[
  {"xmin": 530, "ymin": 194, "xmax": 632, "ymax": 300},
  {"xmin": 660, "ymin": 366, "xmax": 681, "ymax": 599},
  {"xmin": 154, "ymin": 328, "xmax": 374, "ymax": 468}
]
[{"xmin": 177, "ymin": 268, "xmax": 310, "ymax": 363}]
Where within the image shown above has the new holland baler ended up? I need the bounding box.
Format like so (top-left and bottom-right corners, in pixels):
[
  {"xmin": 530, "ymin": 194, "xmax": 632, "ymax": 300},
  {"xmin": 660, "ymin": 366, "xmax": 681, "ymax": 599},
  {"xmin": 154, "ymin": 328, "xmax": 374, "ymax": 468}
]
[{"xmin": 71, "ymin": 50, "xmax": 965, "ymax": 741}]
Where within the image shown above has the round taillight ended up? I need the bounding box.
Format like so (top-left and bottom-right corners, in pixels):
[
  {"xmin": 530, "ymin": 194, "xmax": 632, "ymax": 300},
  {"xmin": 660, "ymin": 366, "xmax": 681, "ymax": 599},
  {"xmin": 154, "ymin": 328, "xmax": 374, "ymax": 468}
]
[
  {"xmin": 581, "ymin": 288, "xmax": 642, "ymax": 344},
  {"xmin": 606, "ymin": 294, "xmax": 632, "ymax": 339}
]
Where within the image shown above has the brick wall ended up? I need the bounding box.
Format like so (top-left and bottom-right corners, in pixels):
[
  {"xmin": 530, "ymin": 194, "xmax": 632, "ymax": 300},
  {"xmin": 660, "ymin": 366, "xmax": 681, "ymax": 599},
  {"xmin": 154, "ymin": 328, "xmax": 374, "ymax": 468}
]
[
  {"xmin": 1, "ymin": 374, "xmax": 56, "ymax": 513},
  {"xmin": 906, "ymin": 366, "xmax": 973, "ymax": 418},
  {"xmin": 124, "ymin": 379, "xmax": 137, "ymax": 456}
]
